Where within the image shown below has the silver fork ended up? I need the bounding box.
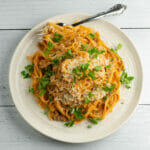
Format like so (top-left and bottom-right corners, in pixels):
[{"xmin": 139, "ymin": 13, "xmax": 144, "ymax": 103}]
[{"xmin": 37, "ymin": 4, "xmax": 126, "ymax": 37}]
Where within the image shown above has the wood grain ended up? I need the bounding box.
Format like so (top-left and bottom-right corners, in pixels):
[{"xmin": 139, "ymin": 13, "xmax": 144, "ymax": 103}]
[
  {"xmin": 0, "ymin": 105, "xmax": 149, "ymax": 149},
  {"xmin": 0, "ymin": 1, "xmax": 149, "ymax": 148},
  {"xmin": 0, "ymin": 29, "xmax": 148, "ymax": 105},
  {"xmin": 0, "ymin": 0, "xmax": 150, "ymax": 29}
]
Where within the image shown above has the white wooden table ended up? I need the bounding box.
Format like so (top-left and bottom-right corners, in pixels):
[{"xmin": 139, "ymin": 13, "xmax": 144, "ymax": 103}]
[{"xmin": 0, "ymin": 0, "xmax": 150, "ymax": 149}]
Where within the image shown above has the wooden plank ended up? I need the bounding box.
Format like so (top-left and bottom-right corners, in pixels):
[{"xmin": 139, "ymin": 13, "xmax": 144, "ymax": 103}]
[
  {"xmin": 0, "ymin": 30, "xmax": 28, "ymax": 106},
  {"xmin": 0, "ymin": 29, "xmax": 148, "ymax": 105},
  {"xmin": 0, "ymin": 105, "xmax": 149, "ymax": 149},
  {"xmin": 0, "ymin": 0, "xmax": 150, "ymax": 29}
]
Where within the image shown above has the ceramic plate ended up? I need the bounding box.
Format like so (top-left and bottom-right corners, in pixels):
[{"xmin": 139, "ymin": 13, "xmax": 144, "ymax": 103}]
[{"xmin": 9, "ymin": 13, "xmax": 143, "ymax": 143}]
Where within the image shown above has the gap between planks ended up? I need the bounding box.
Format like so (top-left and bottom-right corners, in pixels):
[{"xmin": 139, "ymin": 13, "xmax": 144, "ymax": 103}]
[{"xmin": 0, "ymin": 27, "xmax": 150, "ymax": 30}]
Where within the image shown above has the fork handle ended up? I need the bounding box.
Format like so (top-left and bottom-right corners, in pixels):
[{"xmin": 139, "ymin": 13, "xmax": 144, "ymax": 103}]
[{"xmin": 72, "ymin": 4, "xmax": 127, "ymax": 26}]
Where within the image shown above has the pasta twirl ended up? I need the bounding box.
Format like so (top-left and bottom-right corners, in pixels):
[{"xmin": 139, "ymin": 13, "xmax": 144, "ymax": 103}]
[{"xmin": 22, "ymin": 22, "xmax": 126, "ymax": 126}]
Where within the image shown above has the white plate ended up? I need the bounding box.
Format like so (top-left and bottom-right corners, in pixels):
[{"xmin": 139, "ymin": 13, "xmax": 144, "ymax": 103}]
[{"xmin": 9, "ymin": 13, "xmax": 143, "ymax": 143}]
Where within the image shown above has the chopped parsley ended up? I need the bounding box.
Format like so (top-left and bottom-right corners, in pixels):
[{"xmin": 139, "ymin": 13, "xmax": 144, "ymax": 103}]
[
  {"xmin": 52, "ymin": 32, "xmax": 63, "ymax": 42},
  {"xmin": 70, "ymin": 107, "xmax": 84, "ymax": 120},
  {"xmin": 72, "ymin": 63, "xmax": 89, "ymax": 78},
  {"xmin": 21, "ymin": 64, "xmax": 34, "ymax": 79},
  {"xmin": 88, "ymin": 71, "xmax": 96, "ymax": 80},
  {"xmin": 44, "ymin": 107, "xmax": 49, "ymax": 115},
  {"xmin": 88, "ymin": 33, "xmax": 97, "ymax": 39},
  {"xmin": 102, "ymin": 84, "xmax": 116, "ymax": 92},
  {"xmin": 25, "ymin": 64, "xmax": 34, "ymax": 72},
  {"xmin": 84, "ymin": 98, "xmax": 91, "ymax": 104},
  {"xmin": 87, "ymin": 47, "xmax": 105, "ymax": 58},
  {"xmin": 94, "ymin": 66, "xmax": 101, "ymax": 71},
  {"xmin": 49, "ymin": 96, "xmax": 52, "ymax": 102},
  {"xmin": 80, "ymin": 63, "xmax": 89, "ymax": 72},
  {"xmin": 110, "ymin": 43, "xmax": 122, "ymax": 53},
  {"xmin": 105, "ymin": 63, "xmax": 112, "ymax": 69},
  {"xmin": 21, "ymin": 71, "xmax": 31, "ymax": 78},
  {"xmin": 38, "ymin": 77, "xmax": 49, "ymax": 96},
  {"xmin": 87, "ymin": 125, "xmax": 92, "ymax": 128},
  {"xmin": 125, "ymin": 85, "xmax": 131, "ymax": 89},
  {"xmin": 62, "ymin": 49, "xmax": 73, "ymax": 60},
  {"xmin": 121, "ymin": 102, "xmax": 124, "ymax": 104},
  {"xmin": 73, "ymin": 75, "xmax": 76, "ymax": 83},
  {"xmin": 89, "ymin": 117, "xmax": 102, "ymax": 124},
  {"xmin": 38, "ymin": 77, "xmax": 49, "ymax": 89},
  {"xmin": 29, "ymin": 88, "xmax": 34, "ymax": 93},
  {"xmin": 72, "ymin": 67, "xmax": 82, "ymax": 76},
  {"xmin": 88, "ymin": 92, "xmax": 94, "ymax": 98},
  {"xmin": 42, "ymin": 64, "xmax": 54, "ymax": 79},
  {"xmin": 64, "ymin": 120, "xmax": 75, "ymax": 127},
  {"xmin": 84, "ymin": 92, "xmax": 94, "ymax": 104},
  {"xmin": 120, "ymin": 70, "xmax": 134, "ymax": 89},
  {"xmin": 52, "ymin": 58, "xmax": 60, "ymax": 65},
  {"xmin": 39, "ymin": 89, "xmax": 46, "ymax": 96},
  {"xmin": 81, "ymin": 44, "xmax": 88, "ymax": 51},
  {"xmin": 116, "ymin": 43, "xmax": 122, "ymax": 50},
  {"xmin": 43, "ymin": 41, "xmax": 53, "ymax": 57},
  {"xmin": 103, "ymin": 95, "xmax": 107, "ymax": 101}
]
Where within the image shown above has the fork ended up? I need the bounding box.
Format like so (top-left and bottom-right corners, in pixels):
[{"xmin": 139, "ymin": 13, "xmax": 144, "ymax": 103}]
[{"xmin": 37, "ymin": 4, "xmax": 126, "ymax": 37}]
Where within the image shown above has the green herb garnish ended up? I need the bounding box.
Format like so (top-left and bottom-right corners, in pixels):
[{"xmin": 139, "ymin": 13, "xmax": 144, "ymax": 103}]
[
  {"xmin": 39, "ymin": 89, "xmax": 46, "ymax": 96},
  {"xmin": 25, "ymin": 64, "xmax": 34, "ymax": 73},
  {"xmin": 80, "ymin": 63, "xmax": 89, "ymax": 72},
  {"xmin": 94, "ymin": 66, "xmax": 101, "ymax": 71},
  {"xmin": 38, "ymin": 77, "xmax": 49, "ymax": 89},
  {"xmin": 72, "ymin": 63, "xmax": 89, "ymax": 78},
  {"xmin": 29, "ymin": 88, "xmax": 34, "ymax": 93},
  {"xmin": 105, "ymin": 63, "xmax": 112, "ymax": 69},
  {"xmin": 84, "ymin": 98, "xmax": 91, "ymax": 104},
  {"xmin": 89, "ymin": 117, "xmax": 102, "ymax": 124},
  {"xmin": 103, "ymin": 96, "xmax": 107, "ymax": 101},
  {"xmin": 38, "ymin": 77, "xmax": 49, "ymax": 96},
  {"xmin": 62, "ymin": 49, "xmax": 73, "ymax": 60},
  {"xmin": 87, "ymin": 47, "xmax": 105, "ymax": 58},
  {"xmin": 21, "ymin": 64, "xmax": 34, "ymax": 79},
  {"xmin": 88, "ymin": 71, "xmax": 96, "ymax": 80},
  {"xmin": 49, "ymin": 96, "xmax": 52, "ymax": 102},
  {"xmin": 42, "ymin": 64, "xmax": 54, "ymax": 78},
  {"xmin": 88, "ymin": 92, "xmax": 94, "ymax": 98},
  {"xmin": 52, "ymin": 32, "xmax": 63, "ymax": 42},
  {"xmin": 70, "ymin": 107, "xmax": 84, "ymax": 120},
  {"xmin": 81, "ymin": 44, "xmax": 88, "ymax": 51},
  {"xmin": 43, "ymin": 41, "xmax": 53, "ymax": 57},
  {"xmin": 110, "ymin": 43, "xmax": 122, "ymax": 53},
  {"xmin": 73, "ymin": 75, "xmax": 76, "ymax": 83},
  {"xmin": 21, "ymin": 71, "xmax": 31, "ymax": 78},
  {"xmin": 102, "ymin": 84, "xmax": 116, "ymax": 92},
  {"xmin": 87, "ymin": 125, "xmax": 92, "ymax": 128},
  {"xmin": 72, "ymin": 67, "xmax": 82, "ymax": 76},
  {"xmin": 88, "ymin": 33, "xmax": 96, "ymax": 39},
  {"xmin": 52, "ymin": 58, "xmax": 60, "ymax": 65},
  {"xmin": 64, "ymin": 120, "xmax": 75, "ymax": 127},
  {"xmin": 44, "ymin": 107, "xmax": 49, "ymax": 115},
  {"xmin": 116, "ymin": 43, "xmax": 122, "ymax": 50},
  {"xmin": 120, "ymin": 70, "xmax": 134, "ymax": 89},
  {"xmin": 121, "ymin": 102, "xmax": 124, "ymax": 104}
]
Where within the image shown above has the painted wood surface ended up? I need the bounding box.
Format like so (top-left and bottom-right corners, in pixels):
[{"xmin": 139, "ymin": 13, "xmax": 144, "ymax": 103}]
[
  {"xmin": 0, "ymin": 0, "xmax": 150, "ymax": 29},
  {"xmin": 0, "ymin": 0, "xmax": 149, "ymax": 149}
]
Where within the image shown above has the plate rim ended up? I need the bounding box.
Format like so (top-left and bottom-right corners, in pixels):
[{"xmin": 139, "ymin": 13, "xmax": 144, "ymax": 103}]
[{"xmin": 9, "ymin": 13, "xmax": 143, "ymax": 143}]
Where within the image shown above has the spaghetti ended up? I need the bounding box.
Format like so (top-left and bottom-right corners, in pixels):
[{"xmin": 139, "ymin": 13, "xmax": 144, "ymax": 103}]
[{"xmin": 22, "ymin": 23, "xmax": 126, "ymax": 126}]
